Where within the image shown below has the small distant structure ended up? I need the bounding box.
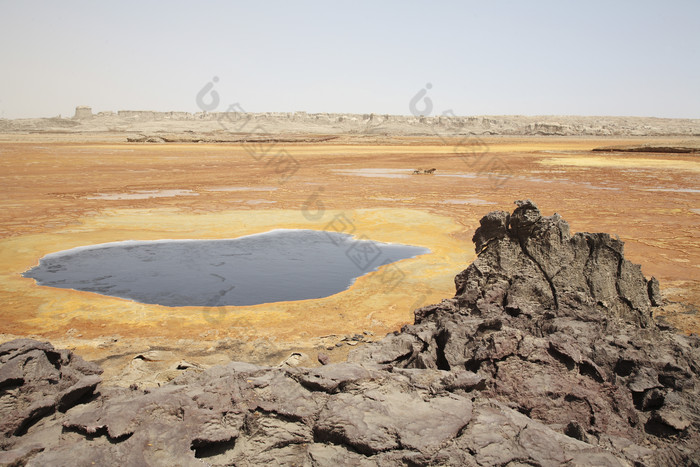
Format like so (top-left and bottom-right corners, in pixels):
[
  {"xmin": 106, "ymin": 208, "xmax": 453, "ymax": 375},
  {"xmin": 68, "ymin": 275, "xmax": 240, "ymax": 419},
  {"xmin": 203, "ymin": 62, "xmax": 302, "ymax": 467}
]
[{"xmin": 73, "ymin": 106, "xmax": 93, "ymax": 120}]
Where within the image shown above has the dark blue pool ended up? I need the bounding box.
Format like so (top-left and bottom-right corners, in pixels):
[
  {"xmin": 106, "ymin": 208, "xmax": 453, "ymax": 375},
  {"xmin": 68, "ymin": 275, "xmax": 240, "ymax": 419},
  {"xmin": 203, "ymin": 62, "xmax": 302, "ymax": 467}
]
[{"xmin": 22, "ymin": 229, "xmax": 429, "ymax": 307}]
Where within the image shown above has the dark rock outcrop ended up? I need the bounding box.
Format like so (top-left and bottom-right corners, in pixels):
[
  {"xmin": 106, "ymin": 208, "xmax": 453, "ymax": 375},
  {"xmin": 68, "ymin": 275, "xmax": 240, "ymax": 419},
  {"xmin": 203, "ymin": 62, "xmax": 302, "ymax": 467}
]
[
  {"xmin": 1, "ymin": 201, "xmax": 698, "ymax": 466},
  {"xmin": 592, "ymin": 145, "xmax": 700, "ymax": 154},
  {"xmin": 351, "ymin": 200, "xmax": 700, "ymax": 465}
]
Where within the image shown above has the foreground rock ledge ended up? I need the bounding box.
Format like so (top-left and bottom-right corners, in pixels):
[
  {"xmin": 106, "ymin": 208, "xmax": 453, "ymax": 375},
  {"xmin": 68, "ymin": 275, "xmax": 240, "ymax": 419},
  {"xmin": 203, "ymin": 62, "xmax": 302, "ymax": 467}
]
[{"xmin": 1, "ymin": 201, "xmax": 698, "ymax": 466}]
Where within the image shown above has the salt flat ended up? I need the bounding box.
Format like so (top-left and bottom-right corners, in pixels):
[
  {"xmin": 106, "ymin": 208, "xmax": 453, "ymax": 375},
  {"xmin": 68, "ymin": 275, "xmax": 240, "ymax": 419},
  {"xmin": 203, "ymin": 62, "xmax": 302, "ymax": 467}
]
[{"xmin": 0, "ymin": 133, "xmax": 698, "ymax": 385}]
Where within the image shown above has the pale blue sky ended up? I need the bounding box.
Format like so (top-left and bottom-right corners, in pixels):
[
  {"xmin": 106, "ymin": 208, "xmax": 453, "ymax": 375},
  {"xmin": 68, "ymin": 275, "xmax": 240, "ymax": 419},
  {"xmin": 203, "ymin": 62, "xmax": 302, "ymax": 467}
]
[{"xmin": 1, "ymin": 0, "xmax": 698, "ymax": 119}]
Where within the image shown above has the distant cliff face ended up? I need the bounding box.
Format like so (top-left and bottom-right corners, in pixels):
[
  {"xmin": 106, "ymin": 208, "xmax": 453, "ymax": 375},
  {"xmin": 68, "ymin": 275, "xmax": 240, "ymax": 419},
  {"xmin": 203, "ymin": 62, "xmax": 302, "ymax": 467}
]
[
  {"xmin": 1, "ymin": 202, "xmax": 699, "ymax": 466},
  {"xmin": 2, "ymin": 108, "xmax": 699, "ymax": 136}
]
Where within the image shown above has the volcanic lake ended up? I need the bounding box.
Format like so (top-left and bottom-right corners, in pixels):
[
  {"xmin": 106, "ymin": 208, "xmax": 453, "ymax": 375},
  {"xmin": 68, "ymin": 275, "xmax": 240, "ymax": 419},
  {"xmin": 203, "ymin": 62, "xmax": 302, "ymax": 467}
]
[{"xmin": 22, "ymin": 229, "xmax": 430, "ymax": 307}]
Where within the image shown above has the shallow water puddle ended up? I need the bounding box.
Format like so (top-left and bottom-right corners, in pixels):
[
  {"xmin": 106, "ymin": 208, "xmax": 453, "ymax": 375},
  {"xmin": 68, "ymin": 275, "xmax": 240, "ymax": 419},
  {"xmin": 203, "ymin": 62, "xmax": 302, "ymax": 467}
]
[
  {"xmin": 441, "ymin": 199, "xmax": 496, "ymax": 205},
  {"xmin": 332, "ymin": 168, "xmax": 414, "ymax": 179},
  {"xmin": 87, "ymin": 189, "xmax": 198, "ymax": 200},
  {"xmin": 205, "ymin": 186, "xmax": 279, "ymax": 192},
  {"xmin": 22, "ymin": 230, "xmax": 429, "ymax": 307},
  {"xmin": 245, "ymin": 200, "xmax": 277, "ymax": 205},
  {"xmin": 645, "ymin": 188, "xmax": 700, "ymax": 193}
]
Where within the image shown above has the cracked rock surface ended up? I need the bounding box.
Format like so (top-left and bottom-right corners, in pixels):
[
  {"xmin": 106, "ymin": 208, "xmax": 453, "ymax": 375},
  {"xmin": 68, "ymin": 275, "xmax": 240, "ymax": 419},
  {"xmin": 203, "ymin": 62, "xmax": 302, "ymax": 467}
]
[{"xmin": 2, "ymin": 201, "xmax": 699, "ymax": 466}]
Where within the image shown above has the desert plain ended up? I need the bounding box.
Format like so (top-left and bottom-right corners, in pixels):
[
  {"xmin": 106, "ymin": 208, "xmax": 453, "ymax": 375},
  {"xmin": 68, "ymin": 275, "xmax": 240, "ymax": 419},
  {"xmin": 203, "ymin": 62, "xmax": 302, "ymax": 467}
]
[{"xmin": 1, "ymin": 124, "xmax": 698, "ymax": 386}]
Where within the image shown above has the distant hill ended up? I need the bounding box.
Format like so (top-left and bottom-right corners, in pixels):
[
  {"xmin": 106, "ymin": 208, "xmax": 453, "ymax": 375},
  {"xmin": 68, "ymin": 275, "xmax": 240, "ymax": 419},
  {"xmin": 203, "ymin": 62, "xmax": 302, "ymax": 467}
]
[{"xmin": 1, "ymin": 107, "xmax": 699, "ymax": 137}]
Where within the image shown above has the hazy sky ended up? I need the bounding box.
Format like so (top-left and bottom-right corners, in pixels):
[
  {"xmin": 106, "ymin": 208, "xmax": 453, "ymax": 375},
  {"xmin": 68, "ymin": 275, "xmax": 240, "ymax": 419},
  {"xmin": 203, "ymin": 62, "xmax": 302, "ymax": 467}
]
[{"xmin": 1, "ymin": 0, "xmax": 698, "ymax": 119}]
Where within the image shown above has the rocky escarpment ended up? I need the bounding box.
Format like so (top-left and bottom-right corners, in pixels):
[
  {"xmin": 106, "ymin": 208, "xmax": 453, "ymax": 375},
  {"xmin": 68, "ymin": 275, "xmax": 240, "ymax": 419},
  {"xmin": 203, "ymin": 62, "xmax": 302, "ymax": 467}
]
[
  {"xmin": 2, "ymin": 112, "xmax": 699, "ymax": 137},
  {"xmin": 351, "ymin": 201, "xmax": 700, "ymax": 463},
  {"xmin": 1, "ymin": 201, "xmax": 699, "ymax": 466}
]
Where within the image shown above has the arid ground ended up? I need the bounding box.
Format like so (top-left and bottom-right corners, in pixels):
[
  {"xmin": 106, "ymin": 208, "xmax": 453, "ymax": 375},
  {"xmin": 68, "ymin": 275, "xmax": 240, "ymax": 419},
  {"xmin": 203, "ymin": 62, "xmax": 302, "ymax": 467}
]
[{"xmin": 1, "ymin": 134, "xmax": 698, "ymax": 385}]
